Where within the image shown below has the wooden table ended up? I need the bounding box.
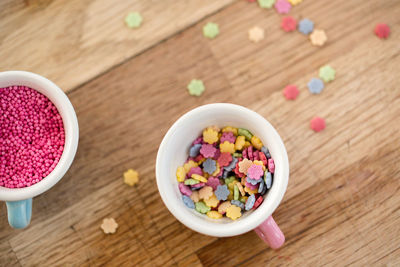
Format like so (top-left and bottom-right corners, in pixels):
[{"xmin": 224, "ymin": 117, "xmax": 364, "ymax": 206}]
[{"xmin": 1, "ymin": 0, "xmax": 400, "ymax": 266}]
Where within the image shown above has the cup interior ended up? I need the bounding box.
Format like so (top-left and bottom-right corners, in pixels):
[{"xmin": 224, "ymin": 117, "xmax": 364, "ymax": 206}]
[
  {"xmin": 156, "ymin": 103, "xmax": 289, "ymax": 237},
  {"xmin": 0, "ymin": 71, "xmax": 79, "ymax": 201}
]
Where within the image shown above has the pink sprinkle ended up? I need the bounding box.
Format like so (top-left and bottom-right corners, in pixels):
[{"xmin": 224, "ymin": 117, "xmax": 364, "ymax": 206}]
[
  {"xmin": 212, "ymin": 149, "xmax": 221, "ymax": 160},
  {"xmin": 192, "ymin": 136, "xmax": 203, "ymax": 145},
  {"xmin": 187, "ymin": 166, "xmax": 202, "ymax": 177},
  {"xmin": 200, "ymin": 144, "xmax": 217, "ymax": 158},
  {"xmin": 268, "ymin": 158, "xmax": 275, "ymax": 173},
  {"xmin": 194, "ymin": 154, "xmax": 204, "ymax": 162},
  {"xmin": 310, "ymin": 116, "xmax": 326, "ymax": 132},
  {"xmin": 247, "ymin": 164, "xmax": 264, "ymax": 180},
  {"xmin": 0, "ymin": 86, "xmax": 65, "ymax": 189},
  {"xmin": 206, "ymin": 177, "xmax": 221, "ymax": 190},
  {"xmin": 245, "ymin": 182, "xmax": 258, "ymax": 190},
  {"xmin": 220, "ymin": 132, "xmax": 236, "ymax": 143},
  {"xmin": 218, "ymin": 152, "xmax": 232, "ymax": 167},
  {"xmin": 247, "ymin": 146, "xmax": 254, "ymax": 161},
  {"xmin": 191, "ymin": 182, "xmax": 205, "ymax": 189},
  {"xmin": 253, "ymin": 151, "xmax": 259, "ymax": 161},
  {"xmin": 275, "ymin": 0, "xmax": 291, "ymax": 14},
  {"xmin": 179, "ymin": 183, "xmax": 192, "ymax": 196}
]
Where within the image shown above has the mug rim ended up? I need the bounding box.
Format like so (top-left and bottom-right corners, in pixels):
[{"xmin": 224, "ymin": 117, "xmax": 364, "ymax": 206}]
[
  {"xmin": 156, "ymin": 103, "xmax": 289, "ymax": 237},
  {"xmin": 0, "ymin": 71, "xmax": 79, "ymax": 201}
]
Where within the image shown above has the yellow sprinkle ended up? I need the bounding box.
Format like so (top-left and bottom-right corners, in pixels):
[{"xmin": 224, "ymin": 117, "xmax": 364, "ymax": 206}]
[
  {"xmin": 228, "ymin": 188, "xmax": 234, "ymax": 200},
  {"xmin": 176, "ymin": 166, "xmax": 186, "ymax": 182},
  {"xmin": 235, "ymin": 135, "xmax": 246, "ymax": 150},
  {"xmin": 226, "ymin": 205, "xmax": 242, "ymax": 220},
  {"xmin": 207, "ymin": 210, "xmax": 223, "ymax": 219},
  {"xmin": 203, "ymin": 128, "xmax": 219, "ymax": 144},
  {"xmin": 222, "ymin": 126, "xmax": 238, "ymax": 136},
  {"xmin": 235, "ymin": 181, "xmax": 245, "ymax": 196},
  {"xmin": 289, "ymin": 0, "xmax": 302, "ymax": 5},
  {"xmin": 243, "ymin": 141, "xmax": 251, "ymax": 149},
  {"xmin": 183, "ymin": 160, "xmax": 198, "ymax": 173},
  {"xmin": 245, "ymin": 186, "xmax": 258, "ymax": 195},
  {"xmin": 251, "ymin": 136, "xmax": 263, "ymax": 150},
  {"xmin": 212, "ymin": 162, "xmax": 221, "ymax": 176},
  {"xmin": 204, "ymin": 194, "xmax": 219, "ymax": 208},
  {"xmin": 218, "ymin": 201, "xmax": 232, "ymax": 214},
  {"xmin": 191, "ymin": 174, "xmax": 207, "ymax": 183},
  {"xmin": 123, "ymin": 169, "xmax": 139, "ymax": 186},
  {"xmin": 220, "ymin": 141, "xmax": 235, "ymax": 154},
  {"xmin": 190, "ymin": 191, "xmax": 200, "ymax": 202},
  {"xmin": 310, "ymin": 29, "xmax": 327, "ymax": 46},
  {"xmin": 253, "ymin": 160, "xmax": 266, "ymax": 171}
]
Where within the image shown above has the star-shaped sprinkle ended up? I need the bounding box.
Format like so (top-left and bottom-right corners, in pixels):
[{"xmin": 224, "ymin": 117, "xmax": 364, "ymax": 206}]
[
  {"xmin": 203, "ymin": 128, "xmax": 219, "ymax": 144},
  {"xmin": 310, "ymin": 29, "xmax": 327, "ymax": 46},
  {"xmin": 283, "ymin": 84, "xmax": 299, "ymax": 100},
  {"xmin": 281, "ymin": 16, "xmax": 297, "ymax": 32},
  {"xmin": 226, "ymin": 205, "xmax": 242, "ymax": 220},
  {"xmin": 245, "ymin": 194, "xmax": 256, "ymax": 210},
  {"xmin": 288, "ymin": 0, "xmax": 302, "ymax": 5},
  {"xmin": 101, "ymin": 218, "xmax": 118, "ymax": 234},
  {"xmin": 199, "ymin": 186, "xmax": 213, "ymax": 200},
  {"xmin": 207, "ymin": 210, "xmax": 223, "ymax": 219},
  {"xmin": 258, "ymin": 0, "xmax": 275, "ymax": 8},
  {"xmin": 275, "ymin": 0, "xmax": 291, "ymax": 14},
  {"xmin": 195, "ymin": 201, "xmax": 211, "ymax": 214},
  {"xmin": 182, "ymin": 195, "xmax": 195, "ymax": 209},
  {"xmin": 248, "ymin": 26, "xmax": 265, "ymax": 43},
  {"xmin": 374, "ymin": 23, "xmax": 390, "ymax": 39},
  {"xmin": 215, "ymin": 184, "xmax": 230, "ymax": 201},
  {"xmin": 203, "ymin": 22, "xmax": 219, "ymax": 39},
  {"xmin": 310, "ymin": 116, "xmax": 326, "ymax": 132},
  {"xmin": 238, "ymin": 158, "xmax": 253, "ymax": 174},
  {"xmin": 220, "ymin": 141, "xmax": 235, "ymax": 154},
  {"xmin": 319, "ymin": 65, "xmax": 336, "ymax": 83},
  {"xmin": 123, "ymin": 169, "xmax": 139, "ymax": 186},
  {"xmin": 200, "ymin": 144, "xmax": 217, "ymax": 158},
  {"xmin": 125, "ymin": 12, "xmax": 143, "ymax": 28},
  {"xmin": 203, "ymin": 158, "xmax": 217, "ymax": 175},
  {"xmin": 308, "ymin": 78, "xmax": 325, "ymax": 94},
  {"xmin": 187, "ymin": 79, "xmax": 205, "ymax": 96},
  {"xmin": 298, "ymin": 18, "xmax": 314, "ymax": 35}
]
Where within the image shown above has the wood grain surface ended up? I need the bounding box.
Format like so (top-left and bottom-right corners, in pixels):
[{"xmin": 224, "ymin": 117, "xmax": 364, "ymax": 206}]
[{"xmin": 1, "ymin": 0, "xmax": 400, "ymax": 266}]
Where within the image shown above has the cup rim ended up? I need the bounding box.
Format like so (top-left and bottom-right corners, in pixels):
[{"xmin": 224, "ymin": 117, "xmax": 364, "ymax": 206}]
[
  {"xmin": 156, "ymin": 103, "xmax": 289, "ymax": 237},
  {"xmin": 0, "ymin": 71, "xmax": 79, "ymax": 201}
]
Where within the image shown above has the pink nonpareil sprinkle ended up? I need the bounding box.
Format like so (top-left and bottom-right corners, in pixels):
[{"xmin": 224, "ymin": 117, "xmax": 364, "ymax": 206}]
[{"xmin": 0, "ymin": 86, "xmax": 65, "ymax": 188}]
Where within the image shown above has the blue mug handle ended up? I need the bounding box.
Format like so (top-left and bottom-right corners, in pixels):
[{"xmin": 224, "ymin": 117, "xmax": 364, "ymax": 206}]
[{"xmin": 6, "ymin": 199, "xmax": 32, "ymax": 229}]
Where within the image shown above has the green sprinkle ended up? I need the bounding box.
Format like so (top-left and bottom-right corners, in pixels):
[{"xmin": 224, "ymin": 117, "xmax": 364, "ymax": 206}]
[
  {"xmin": 125, "ymin": 12, "xmax": 143, "ymax": 28},
  {"xmin": 233, "ymin": 152, "xmax": 242, "ymax": 158},
  {"xmin": 238, "ymin": 128, "xmax": 253, "ymax": 141},
  {"xmin": 187, "ymin": 79, "xmax": 205, "ymax": 96},
  {"xmin": 240, "ymin": 196, "xmax": 248, "ymax": 203},
  {"xmin": 184, "ymin": 178, "xmax": 200, "ymax": 185},
  {"xmin": 225, "ymin": 176, "xmax": 236, "ymax": 185},
  {"xmin": 258, "ymin": 0, "xmax": 275, "ymax": 8},
  {"xmin": 203, "ymin": 22, "xmax": 219, "ymax": 39},
  {"xmin": 234, "ymin": 185, "xmax": 239, "ymax": 200},
  {"xmin": 319, "ymin": 65, "xmax": 336, "ymax": 83},
  {"xmin": 195, "ymin": 201, "xmax": 211, "ymax": 214}
]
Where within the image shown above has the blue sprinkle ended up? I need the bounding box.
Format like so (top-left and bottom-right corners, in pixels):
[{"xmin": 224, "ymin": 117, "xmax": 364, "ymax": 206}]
[
  {"xmin": 308, "ymin": 78, "xmax": 325, "ymax": 94},
  {"xmin": 265, "ymin": 171, "xmax": 272, "ymax": 189},
  {"xmin": 245, "ymin": 194, "xmax": 256, "ymax": 211},
  {"xmin": 215, "ymin": 185, "xmax": 230, "ymax": 201},
  {"xmin": 189, "ymin": 144, "xmax": 202, "ymax": 158},
  {"xmin": 182, "ymin": 195, "xmax": 195, "ymax": 209},
  {"xmin": 258, "ymin": 179, "xmax": 265, "ymax": 194},
  {"xmin": 224, "ymin": 157, "xmax": 238, "ymax": 172},
  {"xmin": 222, "ymin": 170, "xmax": 229, "ymax": 178},
  {"xmin": 261, "ymin": 146, "xmax": 271, "ymax": 159},
  {"xmin": 231, "ymin": 200, "xmax": 244, "ymax": 210},
  {"xmin": 203, "ymin": 158, "xmax": 217, "ymax": 175},
  {"xmin": 261, "ymin": 182, "xmax": 268, "ymax": 195},
  {"xmin": 298, "ymin": 18, "xmax": 314, "ymax": 35},
  {"xmin": 246, "ymin": 177, "xmax": 261, "ymax": 185}
]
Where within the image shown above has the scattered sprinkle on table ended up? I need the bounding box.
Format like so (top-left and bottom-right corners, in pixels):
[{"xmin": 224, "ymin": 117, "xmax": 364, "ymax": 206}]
[
  {"xmin": 125, "ymin": 12, "xmax": 143, "ymax": 28},
  {"xmin": 101, "ymin": 218, "xmax": 118, "ymax": 234},
  {"xmin": 123, "ymin": 169, "xmax": 139, "ymax": 186},
  {"xmin": 247, "ymin": 0, "xmax": 256, "ymax": 2},
  {"xmin": 176, "ymin": 126, "xmax": 275, "ymax": 220},
  {"xmin": 374, "ymin": 23, "xmax": 390, "ymax": 39},
  {"xmin": 275, "ymin": 0, "xmax": 292, "ymax": 14},
  {"xmin": 298, "ymin": 18, "xmax": 314, "ymax": 35},
  {"xmin": 310, "ymin": 29, "xmax": 327, "ymax": 46},
  {"xmin": 248, "ymin": 26, "xmax": 265, "ymax": 43},
  {"xmin": 283, "ymin": 85, "xmax": 299, "ymax": 100},
  {"xmin": 203, "ymin": 22, "xmax": 219, "ymax": 39},
  {"xmin": 281, "ymin": 16, "xmax": 297, "ymax": 32},
  {"xmin": 308, "ymin": 78, "xmax": 324, "ymax": 94},
  {"xmin": 187, "ymin": 79, "xmax": 205, "ymax": 96},
  {"xmin": 258, "ymin": 0, "xmax": 275, "ymax": 8},
  {"xmin": 319, "ymin": 65, "xmax": 336, "ymax": 83},
  {"xmin": 288, "ymin": 0, "xmax": 302, "ymax": 5},
  {"xmin": 310, "ymin": 117, "xmax": 326, "ymax": 132}
]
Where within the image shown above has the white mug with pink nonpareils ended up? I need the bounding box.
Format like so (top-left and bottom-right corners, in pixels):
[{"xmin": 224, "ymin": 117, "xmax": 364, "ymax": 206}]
[{"xmin": 0, "ymin": 71, "xmax": 79, "ymax": 229}]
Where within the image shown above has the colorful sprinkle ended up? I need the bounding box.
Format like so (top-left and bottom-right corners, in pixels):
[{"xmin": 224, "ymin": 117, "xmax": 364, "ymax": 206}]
[
  {"xmin": 308, "ymin": 78, "xmax": 325, "ymax": 94},
  {"xmin": 281, "ymin": 16, "xmax": 297, "ymax": 32},
  {"xmin": 125, "ymin": 12, "xmax": 143, "ymax": 28},
  {"xmin": 195, "ymin": 201, "xmax": 211, "ymax": 214},
  {"xmin": 247, "ymin": 164, "xmax": 264, "ymax": 180},
  {"xmin": 203, "ymin": 22, "xmax": 220, "ymax": 39},
  {"xmin": 123, "ymin": 169, "xmax": 139, "ymax": 186},
  {"xmin": 231, "ymin": 200, "xmax": 245, "ymax": 210},
  {"xmin": 298, "ymin": 18, "xmax": 314, "ymax": 35},
  {"xmin": 288, "ymin": 0, "xmax": 302, "ymax": 5},
  {"xmin": 265, "ymin": 171, "xmax": 273, "ymax": 189},
  {"xmin": 207, "ymin": 210, "xmax": 223, "ymax": 219},
  {"xmin": 206, "ymin": 177, "xmax": 221, "ymax": 190},
  {"xmin": 101, "ymin": 218, "xmax": 118, "ymax": 234},
  {"xmin": 179, "ymin": 183, "xmax": 193, "ymax": 196},
  {"xmin": 319, "ymin": 65, "xmax": 336, "ymax": 83},
  {"xmin": 245, "ymin": 194, "xmax": 256, "ymax": 210},
  {"xmin": 189, "ymin": 144, "xmax": 202, "ymax": 157},
  {"xmin": 187, "ymin": 79, "xmax": 205, "ymax": 96},
  {"xmin": 203, "ymin": 158, "xmax": 217, "ymax": 174},
  {"xmin": 275, "ymin": 0, "xmax": 291, "ymax": 14},
  {"xmin": 215, "ymin": 184, "xmax": 230, "ymax": 201},
  {"xmin": 182, "ymin": 195, "xmax": 195, "ymax": 209},
  {"xmin": 203, "ymin": 128, "xmax": 219, "ymax": 144},
  {"xmin": 199, "ymin": 186, "xmax": 214, "ymax": 200},
  {"xmin": 200, "ymin": 144, "xmax": 217, "ymax": 158},
  {"xmin": 283, "ymin": 84, "xmax": 299, "ymax": 100},
  {"xmin": 310, "ymin": 116, "xmax": 326, "ymax": 132},
  {"xmin": 258, "ymin": 0, "xmax": 275, "ymax": 8},
  {"xmin": 374, "ymin": 23, "xmax": 390, "ymax": 39},
  {"xmin": 310, "ymin": 29, "xmax": 327, "ymax": 46},
  {"xmin": 248, "ymin": 26, "xmax": 265, "ymax": 43}
]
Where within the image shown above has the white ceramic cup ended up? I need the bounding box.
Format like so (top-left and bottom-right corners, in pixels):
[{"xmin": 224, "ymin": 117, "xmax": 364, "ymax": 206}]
[
  {"xmin": 156, "ymin": 103, "xmax": 289, "ymax": 249},
  {"xmin": 0, "ymin": 71, "xmax": 79, "ymax": 229}
]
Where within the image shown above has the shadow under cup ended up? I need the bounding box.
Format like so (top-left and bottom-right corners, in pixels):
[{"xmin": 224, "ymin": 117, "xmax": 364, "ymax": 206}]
[{"xmin": 156, "ymin": 103, "xmax": 289, "ymax": 238}]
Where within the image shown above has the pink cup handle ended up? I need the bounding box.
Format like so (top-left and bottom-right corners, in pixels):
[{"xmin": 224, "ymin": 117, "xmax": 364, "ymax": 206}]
[{"xmin": 254, "ymin": 216, "xmax": 285, "ymax": 249}]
